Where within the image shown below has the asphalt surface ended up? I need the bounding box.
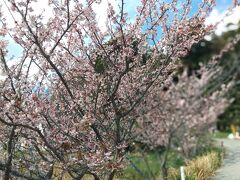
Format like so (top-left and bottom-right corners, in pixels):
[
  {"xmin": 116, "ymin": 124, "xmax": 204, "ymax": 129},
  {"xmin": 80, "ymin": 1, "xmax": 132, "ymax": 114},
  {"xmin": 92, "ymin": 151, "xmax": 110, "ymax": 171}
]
[{"xmin": 212, "ymin": 139, "xmax": 240, "ymax": 180}]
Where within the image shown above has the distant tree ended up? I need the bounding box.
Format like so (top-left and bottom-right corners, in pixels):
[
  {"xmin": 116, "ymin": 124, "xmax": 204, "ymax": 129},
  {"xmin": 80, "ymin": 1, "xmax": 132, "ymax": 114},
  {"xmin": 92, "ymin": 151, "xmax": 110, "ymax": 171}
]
[
  {"xmin": 135, "ymin": 61, "xmax": 232, "ymax": 180},
  {"xmin": 182, "ymin": 21, "xmax": 240, "ymax": 130}
]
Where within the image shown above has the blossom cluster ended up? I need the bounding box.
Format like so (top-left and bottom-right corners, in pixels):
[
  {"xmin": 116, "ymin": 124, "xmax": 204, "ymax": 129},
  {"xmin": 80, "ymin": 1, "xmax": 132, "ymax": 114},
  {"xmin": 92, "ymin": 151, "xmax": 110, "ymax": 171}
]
[{"xmin": 0, "ymin": 0, "xmax": 235, "ymax": 178}]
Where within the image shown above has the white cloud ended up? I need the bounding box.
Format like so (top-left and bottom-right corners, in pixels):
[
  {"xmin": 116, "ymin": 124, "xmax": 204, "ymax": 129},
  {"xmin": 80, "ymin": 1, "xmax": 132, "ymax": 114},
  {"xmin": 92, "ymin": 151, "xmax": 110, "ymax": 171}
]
[
  {"xmin": 0, "ymin": 0, "xmax": 52, "ymax": 28},
  {"xmin": 205, "ymin": 6, "xmax": 240, "ymax": 37},
  {"xmin": 92, "ymin": 0, "xmax": 118, "ymax": 32},
  {"xmin": 92, "ymin": 0, "xmax": 140, "ymax": 31}
]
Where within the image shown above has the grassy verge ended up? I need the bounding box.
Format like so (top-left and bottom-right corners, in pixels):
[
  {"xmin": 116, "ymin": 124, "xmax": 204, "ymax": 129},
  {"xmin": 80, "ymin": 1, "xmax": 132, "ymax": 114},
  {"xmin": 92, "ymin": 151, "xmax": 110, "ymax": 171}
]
[
  {"xmin": 119, "ymin": 151, "xmax": 184, "ymax": 179},
  {"xmin": 118, "ymin": 152, "xmax": 160, "ymax": 179},
  {"xmin": 168, "ymin": 151, "xmax": 223, "ymax": 180},
  {"xmin": 213, "ymin": 131, "xmax": 229, "ymax": 139},
  {"xmin": 119, "ymin": 136, "xmax": 224, "ymax": 180}
]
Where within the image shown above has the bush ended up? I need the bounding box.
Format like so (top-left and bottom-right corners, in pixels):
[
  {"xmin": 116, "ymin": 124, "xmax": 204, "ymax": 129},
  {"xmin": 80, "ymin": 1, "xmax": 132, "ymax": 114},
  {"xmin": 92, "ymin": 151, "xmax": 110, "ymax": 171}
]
[{"xmin": 168, "ymin": 151, "xmax": 223, "ymax": 180}]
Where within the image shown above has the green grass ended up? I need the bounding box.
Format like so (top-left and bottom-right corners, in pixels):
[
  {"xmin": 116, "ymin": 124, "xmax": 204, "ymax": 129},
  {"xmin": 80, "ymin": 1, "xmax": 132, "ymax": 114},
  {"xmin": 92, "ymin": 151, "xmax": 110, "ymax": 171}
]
[
  {"xmin": 213, "ymin": 131, "xmax": 229, "ymax": 139},
  {"xmin": 120, "ymin": 136, "xmax": 224, "ymax": 180},
  {"xmin": 120, "ymin": 151, "xmax": 184, "ymax": 179},
  {"xmin": 121, "ymin": 152, "xmax": 160, "ymax": 179}
]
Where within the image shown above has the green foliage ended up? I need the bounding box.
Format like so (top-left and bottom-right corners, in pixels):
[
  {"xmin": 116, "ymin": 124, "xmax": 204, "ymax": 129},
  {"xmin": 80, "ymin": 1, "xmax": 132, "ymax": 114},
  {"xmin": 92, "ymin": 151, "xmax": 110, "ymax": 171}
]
[
  {"xmin": 120, "ymin": 150, "xmax": 185, "ymax": 180},
  {"xmin": 131, "ymin": 39, "xmax": 139, "ymax": 56},
  {"xmin": 120, "ymin": 146, "xmax": 222, "ymax": 180},
  {"xmin": 218, "ymin": 85, "xmax": 240, "ymax": 129},
  {"xmin": 194, "ymin": 135, "xmax": 223, "ymax": 157},
  {"xmin": 213, "ymin": 131, "xmax": 229, "ymax": 139},
  {"xmin": 120, "ymin": 133, "xmax": 223, "ymax": 179},
  {"xmin": 94, "ymin": 55, "xmax": 106, "ymax": 73},
  {"xmin": 181, "ymin": 21, "xmax": 240, "ymax": 130},
  {"xmin": 121, "ymin": 152, "xmax": 161, "ymax": 179}
]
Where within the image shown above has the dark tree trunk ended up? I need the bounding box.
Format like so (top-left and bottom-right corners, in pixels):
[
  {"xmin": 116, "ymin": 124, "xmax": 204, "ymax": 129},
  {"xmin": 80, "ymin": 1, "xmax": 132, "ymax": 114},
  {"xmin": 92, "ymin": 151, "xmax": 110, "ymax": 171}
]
[
  {"xmin": 107, "ymin": 170, "xmax": 116, "ymax": 180},
  {"xmin": 160, "ymin": 137, "xmax": 171, "ymax": 180},
  {"xmin": 4, "ymin": 126, "xmax": 16, "ymax": 180},
  {"xmin": 161, "ymin": 161, "xmax": 168, "ymax": 180},
  {"xmin": 92, "ymin": 173, "xmax": 100, "ymax": 180}
]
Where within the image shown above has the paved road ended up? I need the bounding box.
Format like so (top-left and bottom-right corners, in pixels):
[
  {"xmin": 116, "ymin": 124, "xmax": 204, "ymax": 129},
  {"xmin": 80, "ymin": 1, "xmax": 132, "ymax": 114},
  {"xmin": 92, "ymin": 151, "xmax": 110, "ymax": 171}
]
[{"xmin": 212, "ymin": 139, "xmax": 240, "ymax": 180}]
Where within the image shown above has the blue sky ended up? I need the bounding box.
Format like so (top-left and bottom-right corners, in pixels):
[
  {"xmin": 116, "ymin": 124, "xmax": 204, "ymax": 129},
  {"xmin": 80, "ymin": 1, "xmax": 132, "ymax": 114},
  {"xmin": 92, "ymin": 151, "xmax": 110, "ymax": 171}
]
[{"xmin": 7, "ymin": 35, "xmax": 23, "ymax": 59}]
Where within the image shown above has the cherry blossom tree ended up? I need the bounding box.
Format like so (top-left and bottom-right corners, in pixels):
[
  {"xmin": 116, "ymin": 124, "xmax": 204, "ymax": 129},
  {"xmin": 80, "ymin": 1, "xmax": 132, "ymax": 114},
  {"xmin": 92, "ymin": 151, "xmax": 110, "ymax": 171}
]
[
  {"xmin": 135, "ymin": 61, "xmax": 233, "ymax": 179},
  {"xmin": 0, "ymin": 0, "xmax": 236, "ymax": 179}
]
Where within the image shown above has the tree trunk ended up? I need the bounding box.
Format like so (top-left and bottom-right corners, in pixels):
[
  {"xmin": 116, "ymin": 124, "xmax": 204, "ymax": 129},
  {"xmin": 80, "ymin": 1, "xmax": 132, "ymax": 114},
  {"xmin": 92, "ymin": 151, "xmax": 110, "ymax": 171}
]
[
  {"xmin": 161, "ymin": 161, "xmax": 168, "ymax": 180},
  {"xmin": 92, "ymin": 173, "xmax": 100, "ymax": 180},
  {"xmin": 160, "ymin": 137, "xmax": 171, "ymax": 180},
  {"xmin": 4, "ymin": 126, "xmax": 16, "ymax": 180},
  {"xmin": 107, "ymin": 170, "xmax": 116, "ymax": 180}
]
